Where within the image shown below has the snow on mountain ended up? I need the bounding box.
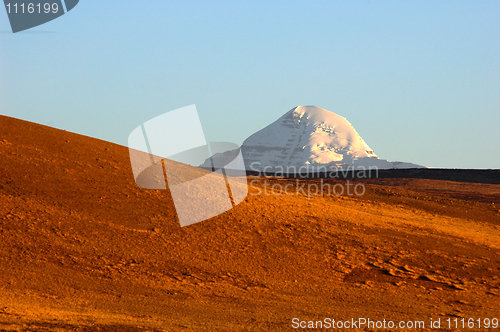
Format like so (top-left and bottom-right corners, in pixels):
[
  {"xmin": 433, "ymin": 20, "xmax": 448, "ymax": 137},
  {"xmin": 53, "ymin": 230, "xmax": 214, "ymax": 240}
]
[{"xmin": 202, "ymin": 106, "xmax": 425, "ymax": 172}]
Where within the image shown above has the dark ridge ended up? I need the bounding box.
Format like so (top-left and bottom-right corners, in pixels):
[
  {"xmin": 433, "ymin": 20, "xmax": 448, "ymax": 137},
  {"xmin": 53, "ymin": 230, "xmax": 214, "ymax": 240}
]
[{"xmin": 243, "ymin": 168, "xmax": 500, "ymax": 185}]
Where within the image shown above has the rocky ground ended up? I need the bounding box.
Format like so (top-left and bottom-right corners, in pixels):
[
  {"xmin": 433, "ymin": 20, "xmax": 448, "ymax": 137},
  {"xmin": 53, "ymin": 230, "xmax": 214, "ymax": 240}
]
[{"xmin": 1, "ymin": 115, "xmax": 499, "ymax": 331}]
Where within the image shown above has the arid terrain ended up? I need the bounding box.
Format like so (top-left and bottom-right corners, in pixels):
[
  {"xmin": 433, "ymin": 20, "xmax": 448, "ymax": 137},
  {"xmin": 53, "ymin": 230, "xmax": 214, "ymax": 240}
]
[{"xmin": 1, "ymin": 115, "xmax": 499, "ymax": 331}]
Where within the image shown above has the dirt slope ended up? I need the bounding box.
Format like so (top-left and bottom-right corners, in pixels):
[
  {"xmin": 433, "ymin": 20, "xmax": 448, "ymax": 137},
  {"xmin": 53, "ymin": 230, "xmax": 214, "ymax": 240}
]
[{"xmin": 1, "ymin": 115, "xmax": 499, "ymax": 331}]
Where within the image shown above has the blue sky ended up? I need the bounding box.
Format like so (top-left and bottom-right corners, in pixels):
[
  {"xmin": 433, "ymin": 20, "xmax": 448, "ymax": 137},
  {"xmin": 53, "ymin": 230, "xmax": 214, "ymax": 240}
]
[{"xmin": 1, "ymin": 1, "xmax": 499, "ymax": 168}]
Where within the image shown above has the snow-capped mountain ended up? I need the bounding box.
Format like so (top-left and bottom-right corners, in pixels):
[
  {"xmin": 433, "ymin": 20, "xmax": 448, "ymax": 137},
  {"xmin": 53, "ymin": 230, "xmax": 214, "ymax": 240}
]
[{"xmin": 202, "ymin": 106, "xmax": 424, "ymax": 171}]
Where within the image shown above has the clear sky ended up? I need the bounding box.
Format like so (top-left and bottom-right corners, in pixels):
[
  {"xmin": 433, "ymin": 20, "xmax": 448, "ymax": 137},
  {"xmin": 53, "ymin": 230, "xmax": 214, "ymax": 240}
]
[{"xmin": 1, "ymin": 1, "xmax": 499, "ymax": 169}]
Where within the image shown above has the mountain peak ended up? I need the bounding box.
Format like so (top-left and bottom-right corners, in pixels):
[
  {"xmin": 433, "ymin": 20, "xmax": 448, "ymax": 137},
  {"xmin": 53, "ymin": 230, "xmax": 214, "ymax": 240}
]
[
  {"xmin": 241, "ymin": 105, "xmax": 379, "ymax": 169},
  {"xmin": 202, "ymin": 106, "xmax": 424, "ymax": 171}
]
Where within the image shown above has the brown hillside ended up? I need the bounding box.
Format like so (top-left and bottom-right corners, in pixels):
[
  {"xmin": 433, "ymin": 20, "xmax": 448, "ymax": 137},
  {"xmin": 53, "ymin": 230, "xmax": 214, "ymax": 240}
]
[{"xmin": 1, "ymin": 115, "xmax": 499, "ymax": 331}]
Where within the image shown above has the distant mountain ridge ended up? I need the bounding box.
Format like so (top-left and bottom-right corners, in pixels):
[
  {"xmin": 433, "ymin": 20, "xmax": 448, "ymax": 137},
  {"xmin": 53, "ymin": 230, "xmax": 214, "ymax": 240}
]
[{"xmin": 202, "ymin": 106, "xmax": 425, "ymax": 171}]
